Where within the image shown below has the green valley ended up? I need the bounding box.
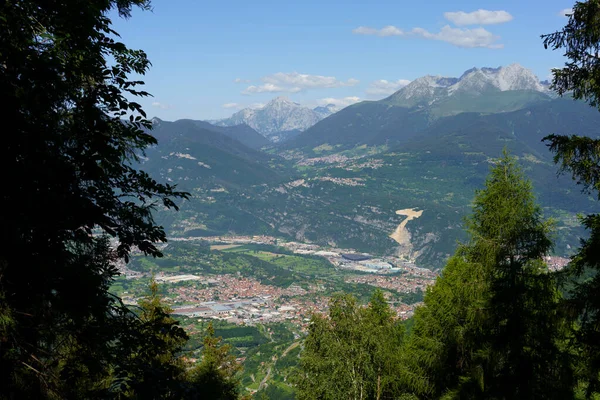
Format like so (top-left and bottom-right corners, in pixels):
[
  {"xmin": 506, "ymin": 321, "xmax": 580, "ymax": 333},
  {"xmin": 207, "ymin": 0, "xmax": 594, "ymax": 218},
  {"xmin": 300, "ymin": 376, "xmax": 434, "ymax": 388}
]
[{"xmin": 144, "ymin": 94, "xmax": 598, "ymax": 269}]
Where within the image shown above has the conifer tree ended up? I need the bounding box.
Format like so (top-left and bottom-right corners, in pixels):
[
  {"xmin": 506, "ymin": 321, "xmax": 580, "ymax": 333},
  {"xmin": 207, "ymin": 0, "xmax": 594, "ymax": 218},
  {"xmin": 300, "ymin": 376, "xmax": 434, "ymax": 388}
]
[
  {"xmin": 364, "ymin": 290, "xmax": 405, "ymax": 400},
  {"xmin": 187, "ymin": 322, "xmax": 242, "ymax": 400},
  {"xmin": 543, "ymin": 2, "xmax": 600, "ymax": 396},
  {"xmin": 115, "ymin": 278, "xmax": 190, "ymax": 398},
  {"xmin": 403, "ymin": 152, "xmax": 572, "ymax": 399},
  {"xmin": 401, "ymin": 255, "xmax": 487, "ymax": 399}
]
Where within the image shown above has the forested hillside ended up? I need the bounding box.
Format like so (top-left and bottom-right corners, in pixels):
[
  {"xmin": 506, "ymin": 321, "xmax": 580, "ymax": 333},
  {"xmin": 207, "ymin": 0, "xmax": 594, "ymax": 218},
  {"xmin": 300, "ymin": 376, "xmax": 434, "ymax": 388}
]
[{"xmin": 151, "ymin": 95, "xmax": 599, "ymax": 267}]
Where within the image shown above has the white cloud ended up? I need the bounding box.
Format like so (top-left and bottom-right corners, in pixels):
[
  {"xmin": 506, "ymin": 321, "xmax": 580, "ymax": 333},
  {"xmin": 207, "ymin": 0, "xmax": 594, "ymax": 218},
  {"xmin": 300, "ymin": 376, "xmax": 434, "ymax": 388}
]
[
  {"xmin": 242, "ymin": 72, "xmax": 359, "ymax": 95},
  {"xmin": 151, "ymin": 102, "xmax": 173, "ymax": 110},
  {"xmin": 234, "ymin": 78, "xmax": 251, "ymax": 83},
  {"xmin": 559, "ymin": 8, "xmax": 573, "ymax": 17},
  {"xmin": 444, "ymin": 10, "xmax": 513, "ymax": 26},
  {"xmin": 317, "ymin": 96, "xmax": 361, "ymax": 108},
  {"xmin": 353, "ymin": 26, "xmax": 379, "ymax": 35},
  {"xmin": 354, "ymin": 24, "xmax": 503, "ymax": 49},
  {"xmin": 262, "ymin": 72, "xmax": 359, "ymax": 89},
  {"xmin": 353, "ymin": 8, "xmax": 508, "ymax": 49},
  {"xmin": 242, "ymin": 83, "xmax": 302, "ymax": 95},
  {"xmin": 353, "ymin": 25, "xmax": 404, "ymax": 36},
  {"xmin": 222, "ymin": 102, "xmax": 265, "ymax": 110},
  {"xmin": 415, "ymin": 25, "xmax": 503, "ymax": 49},
  {"xmin": 366, "ymin": 79, "xmax": 411, "ymax": 95}
]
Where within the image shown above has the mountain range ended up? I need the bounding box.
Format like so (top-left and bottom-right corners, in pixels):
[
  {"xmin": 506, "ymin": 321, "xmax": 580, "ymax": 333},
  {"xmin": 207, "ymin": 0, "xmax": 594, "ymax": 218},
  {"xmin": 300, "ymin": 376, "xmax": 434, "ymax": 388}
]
[
  {"xmin": 212, "ymin": 64, "xmax": 552, "ymax": 147},
  {"xmin": 145, "ymin": 64, "xmax": 599, "ymax": 269},
  {"xmin": 285, "ymin": 64, "xmax": 555, "ymax": 151},
  {"xmin": 143, "ymin": 118, "xmax": 283, "ymax": 187},
  {"xmin": 385, "ymin": 63, "xmax": 549, "ymax": 108},
  {"xmin": 214, "ymin": 97, "xmax": 339, "ymax": 142}
]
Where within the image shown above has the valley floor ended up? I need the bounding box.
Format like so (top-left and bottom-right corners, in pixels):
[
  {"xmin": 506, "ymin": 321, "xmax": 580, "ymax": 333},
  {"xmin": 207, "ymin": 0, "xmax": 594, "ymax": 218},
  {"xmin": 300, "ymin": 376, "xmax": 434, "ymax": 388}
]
[{"xmin": 111, "ymin": 235, "xmax": 443, "ymax": 398}]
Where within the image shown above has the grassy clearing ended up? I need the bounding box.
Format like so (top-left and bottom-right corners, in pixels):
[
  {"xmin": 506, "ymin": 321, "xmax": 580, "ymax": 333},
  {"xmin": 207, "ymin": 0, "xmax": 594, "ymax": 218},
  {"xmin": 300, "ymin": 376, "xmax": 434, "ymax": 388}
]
[{"xmin": 210, "ymin": 244, "xmax": 242, "ymax": 250}]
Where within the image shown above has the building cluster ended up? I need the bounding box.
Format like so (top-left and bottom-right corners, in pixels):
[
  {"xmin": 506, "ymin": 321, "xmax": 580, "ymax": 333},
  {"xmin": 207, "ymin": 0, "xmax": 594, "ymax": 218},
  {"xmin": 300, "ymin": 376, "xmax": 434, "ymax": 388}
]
[
  {"xmin": 119, "ymin": 235, "xmax": 443, "ymax": 329},
  {"xmin": 279, "ymin": 241, "xmax": 321, "ymax": 253},
  {"xmin": 277, "ymin": 240, "xmax": 439, "ymax": 278},
  {"xmin": 296, "ymin": 154, "xmax": 350, "ymax": 166},
  {"xmin": 294, "ymin": 154, "xmax": 385, "ymax": 171},
  {"xmin": 163, "ymin": 274, "xmax": 331, "ymax": 328},
  {"xmin": 170, "ymin": 235, "xmax": 279, "ymax": 246},
  {"xmin": 335, "ymin": 254, "xmax": 399, "ymax": 273},
  {"xmin": 285, "ymin": 179, "xmax": 309, "ymax": 188},
  {"xmin": 345, "ymin": 273, "xmax": 434, "ymax": 294},
  {"xmin": 118, "ymin": 233, "xmax": 576, "ymax": 331},
  {"xmin": 173, "ymin": 295, "xmax": 331, "ymax": 329},
  {"xmin": 544, "ymin": 256, "xmax": 570, "ymax": 271},
  {"xmin": 151, "ymin": 268, "xmax": 428, "ymax": 329},
  {"xmin": 157, "ymin": 268, "xmax": 433, "ymax": 329},
  {"xmin": 161, "ymin": 274, "xmax": 331, "ymax": 327},
  {"xmin": 344, "ymin": 159, "xmax": 384, "ymax": 171},
  {"xmin": 393, "ymin": 303, "xmax": 419, "ymax": 319},
  {"xmin": 315, "ymin": 176, "xmax": 366, "ymax": 187},
  {"xmin": 166, "ymin": 274, "xmax": 296, "ymax": 305}
]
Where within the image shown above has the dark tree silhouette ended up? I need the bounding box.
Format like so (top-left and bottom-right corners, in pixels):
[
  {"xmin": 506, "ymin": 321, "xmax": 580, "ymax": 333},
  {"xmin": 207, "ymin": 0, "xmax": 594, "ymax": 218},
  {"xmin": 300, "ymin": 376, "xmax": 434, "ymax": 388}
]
[
  {"xmin": 542, "ymin": 2, "xmax": 600, "ymax": 397},
  {"xmin": 0, "ymin": 1, "xmax": 188, "ymax": 397}
]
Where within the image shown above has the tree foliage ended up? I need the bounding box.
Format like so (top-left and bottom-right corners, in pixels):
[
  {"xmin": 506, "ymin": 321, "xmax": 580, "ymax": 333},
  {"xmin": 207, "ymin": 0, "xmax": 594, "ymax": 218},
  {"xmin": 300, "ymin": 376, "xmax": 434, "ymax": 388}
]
[
  {"xmin": 187, "ymin": 322, "xmax": 243, "ymax": 400},
  {"xmin": 0, "ymin": 0, "xmax": 189, "ymax": 398},
  {"xmin": 543, "ymin": 1, "xmax": 600, "ymax": 396},
  {"xmin": 403, "ymin": 152, "xmax": 572, "ymax": 399},
  {"xmin": 296, "ymin": 290, "xmax": 405, "ymax": 400},
  {"xmin": 115, "ymin": 278, "xmax": 190, "ymax": 398},
  {"xmin": 542, "ymin": 0, "xmax": 600, "ymax": 107}
]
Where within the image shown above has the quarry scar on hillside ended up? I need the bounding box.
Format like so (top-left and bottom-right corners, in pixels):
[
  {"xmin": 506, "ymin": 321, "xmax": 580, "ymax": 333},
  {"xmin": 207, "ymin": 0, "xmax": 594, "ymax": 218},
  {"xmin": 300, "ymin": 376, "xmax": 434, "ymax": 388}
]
[{"xmin": 390, "ymin": 208, "xmax": 423, "ymax": 246}]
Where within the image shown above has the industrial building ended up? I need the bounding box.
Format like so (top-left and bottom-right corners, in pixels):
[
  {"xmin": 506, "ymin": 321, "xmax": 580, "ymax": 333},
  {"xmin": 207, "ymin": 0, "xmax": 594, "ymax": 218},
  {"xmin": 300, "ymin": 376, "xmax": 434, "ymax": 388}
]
[{"xmin": 341, "ymin": 253, "xmax": 371, "ymax": 262}]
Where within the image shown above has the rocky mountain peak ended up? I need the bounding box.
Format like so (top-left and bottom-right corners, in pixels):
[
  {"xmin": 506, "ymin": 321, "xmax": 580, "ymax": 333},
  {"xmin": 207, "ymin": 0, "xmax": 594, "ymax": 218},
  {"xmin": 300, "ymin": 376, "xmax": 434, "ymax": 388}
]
[
  {"xmin": 451, "ymin": 63, "xmax": 545, "ymax": 94},
  {"xmin": 386, "ymin": 75, "xmax": 454, "ymax": 107},
  {"xmin": 313, "ymin": 103, "xmax": 340, "ymax": 119},
  {"xmin": 215, "ymin": 97, "xmax": 339, "ymax": 140},
  {"xmin": 266, "ymin": 96, "xmax": 298, "ymax": 107},
  {"xmin": 387, "ymin": 64, "xmax": 548, "ymax": 107}
]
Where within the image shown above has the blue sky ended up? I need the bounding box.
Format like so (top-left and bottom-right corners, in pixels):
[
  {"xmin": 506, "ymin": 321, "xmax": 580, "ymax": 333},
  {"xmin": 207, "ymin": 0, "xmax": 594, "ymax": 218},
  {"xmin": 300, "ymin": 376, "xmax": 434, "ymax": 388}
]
[{"xmin": 110, "ymin": 0, "xmax": 575, "ymax": 120}]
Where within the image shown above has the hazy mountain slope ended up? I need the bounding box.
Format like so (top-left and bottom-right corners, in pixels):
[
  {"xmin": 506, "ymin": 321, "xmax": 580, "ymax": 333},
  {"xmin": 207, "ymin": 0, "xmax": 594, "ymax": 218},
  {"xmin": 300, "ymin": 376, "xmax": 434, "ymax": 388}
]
[
  {"xmin": 426, "ymin": 90, "xmax": 551, "ymax": 117},
  {"xmin": 249, "ymin": 98, "xmax": 599, "ymax": 266},
  {"xmin": 216, "ymin": 97, "xmax": 321, "ymax": 136},
  {"xmin": 283, "ymin": 102, "xmax": 430, "ymax": 151},
  {"xmin": 215, "ymin": 97, "xmax": 339, "ymax": 141},
  {"xmin": 145, "ymin": 119, "xmax": 282, "ymax": 187},
  {"xmin": 313, "ymin": 104, "xmax": 339, "ymax": 119},
  {"xmin": 283, "ymin": 64, "xmax": 554, "ymax": 152},
  {"xmin": 182, "ymin": 119, "xmax": 270, "ymax": 149},
  {"xmin": 268, "ymin": 129, "xmax": 302, "ymax": 144},
  {"xmin": 145, "ymin": 66, "xmax": 600, "ymax": 268},
  {"xmin": 272, "ymin": 101, "xmax": 598, "ymax": 265},
  {"xmin": 153, "ymin": 97, "xmax": 598, "ymax": 267},
  {"xmin": 401, "ymin": 97, "xmax": 600, "ymax": 157}
]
